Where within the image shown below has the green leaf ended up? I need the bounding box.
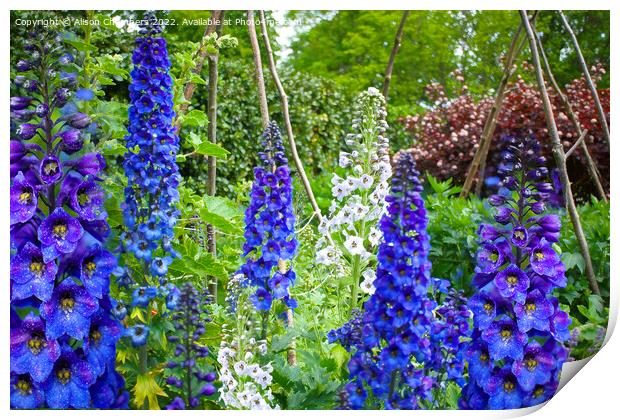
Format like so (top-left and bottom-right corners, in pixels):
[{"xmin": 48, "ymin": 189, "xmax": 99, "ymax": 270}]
[
  {"xmin": 132, "ymin": 372, "xmax": 167, "ymax": 409},
  {"xmin": 563, "ymin": 252, "xmax": 586, "ymax": 273},
  {"xmin": 194, "ymin": 141, "xmax": 229, "ymax": 159},
  {"xmin": 199, "ymin": 207, "xmax": 242, "ymax": 235},
  {"xmin": 64, "ymin": 38, "xmax": 97, "ymax": 52},
  {"xmin": 182, "ymin": 109, "xmax": 209, "ymax": 127},
  {"xmin": 445, "ymin": 382, "xmax": 461, "ymax": 409},
  {"xmin": 168, "ymin": 253, "xmax": 228, "ymax": 279},
  {"xmin": 101, "ymin": 139, "xmax": 127, "ymax": 156}
]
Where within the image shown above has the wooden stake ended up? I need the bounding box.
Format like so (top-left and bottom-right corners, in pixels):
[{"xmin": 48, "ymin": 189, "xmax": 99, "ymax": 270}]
[
  {"xmin": 520, "ymin": 10, "xmax": 600, "ymax": 296},
  {"xmin": 382, "ymin": 11, "xmax": 410, "ymax": 101},
  {"xmin": 558, "ymin": 11, "xmax": 610, "ymax": 145},
  {"xmin": 258, "ymin": 10, "xmax": 324, "ymax": 224},
  {"xmin": 248, "ymin": 11, "xmax": 298, "ymax": 366},
  {"xmin": 205, "ymin": 15, "xmax": 225, "ymax": 300},
  {"xmin": 175, "ymin": 10, "xmax": 223, "ymax": 127},
  {"xmin": 460, "ymin": 14, "xmax": 533, "ymax": 198},
  {"xmin": 534, "ymin": 25, "xmax": 607, "ymax": 202},
  {"xmin": 247, "ymin": 10, "xmax": 270, "ymax": 127}
]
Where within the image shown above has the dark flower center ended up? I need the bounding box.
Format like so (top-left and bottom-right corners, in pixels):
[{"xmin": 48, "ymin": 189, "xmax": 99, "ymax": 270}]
[
  {"xmin": 489, "ymin": 251, "xmax": 499, "ymax": 263},
  {"xmin": 29, "ymin": 258, "xmax": 44, "ymax": 276},
  {"xmin": 500, "ymin": 328, "xmax": 512, "ymax": 340},
  {"xmin": 19, "ymin": 189, "xmax": 33, "ymax": 204},
  {"xmin": 56, "ymin": 366, "xmax": 71, "ymax": 385},
  {"xmin": 525, "ymin": 357, "xmax": 538, "ymax": 371},
  {"xmin": 535, "ymin": 252, "xmax": 544, "ymax": 261},
  {"xmin": 503, "ymin": 380, "xmax": 515, "ymax": 393},
  {"xmin": 53, "ymin": 223, "xmax": 68, "ymax": 239},
  {"xmin": 83, "ymin": 259, "xmax": 97, "ymax": 276},
  {"xmin": 480, "ymin": 352, "xmax": 489, "ymax": 362},
  {"xmin": 16, "ymin": 378, "xmax": 32, "ymax": 395},
  {"xmin": 78, "ymin": 191, "xmax": 90, "ymax": 206},
  {"xmin": 483, "ymin": 302, "xmax": 493, "ymax": 313},
  {"xmin": 533, "ymin": 386, "xmax": 545, "ymax": 398},
  {"xmin": 507, "ymin": 275, "xmax": 518, "ymax": 286},
  {"xmin": 135, "ymin": 327, "xmax": 144, "ymax": 335},
  {"xmin": 139, "ymin": 289, "xmax": 146, "ymax": 296},
  {"xmin": 44, "ymin": 161, "xmax": 59, "ymax": 175},
  {"xmin": 60, "ymin": 293, "xmax": 75, "ymax": 313},
  {"xmin": 27, "ymin": 333, "xmax": 45, "ymax": 355},
  {"xmin": 90, "ymin": 328, "xmax": 102, "ymax": 344}
]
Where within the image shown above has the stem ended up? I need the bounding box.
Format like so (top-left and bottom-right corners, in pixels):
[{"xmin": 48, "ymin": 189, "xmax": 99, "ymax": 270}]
[
  {"xmin": 184, "ymin": 293, "xmax": 192, "ymax": 407},
  {"xmin": 258, "ymin": 10, "xmax": 323, "ymax": 223},
  {"xmin": 205, "ymin": 16, "xmax": 223, "ymax": 300},
  {"xmin": 382, "ymin": 11, "xmax": 410, "ymax": 101},
  {"xmin": 558, "ymin": 11, "xmax": 610, "ymax": 145},
  {"xmin": 350, "ymin": 255, "xmax": 361, "ymax": 314},
  {"xmin": 139, "ymin": 344, "xmax": 148, "ymax": 374},
  {"xmin": 520, "ymin": 10, "xmax": 600, "ymax": 296}
]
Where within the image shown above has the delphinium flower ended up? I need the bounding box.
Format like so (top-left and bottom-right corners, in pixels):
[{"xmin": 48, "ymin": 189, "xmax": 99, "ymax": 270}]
[
  {"xmin": 114, "ymin": 14, "xmax": 182, "ymax": 377},
  {"xmin": 217, "ymin": 276, "xmax": 279, "ymax": 410},
  {"xmin": 316, "ymin": 87, "xmax": 391, "ymax": 311},
  {"xmin": 121, "ymin": 12, "xmax": 180, "ymax": 280},
  {"xmin": 459, "ymin": 137, "xmax": 570, "ymax": 410},
  {"xmin": 336, "ymin": 152, "xmax": 437, "ymax": 409},
  {"xmin": 164, "ymin": 283, "xmax": 217, "ymax": 409},
  {"xmin": 428, "ymin": 279, "xmax": 472, "ymax": 395},
  {"xmin": 236, "ymin": 122, "xmax": 297, "ymax": 312},
  {"xmin": 9, "ymin": 27, "xmax": 126, "ymax": 408}
]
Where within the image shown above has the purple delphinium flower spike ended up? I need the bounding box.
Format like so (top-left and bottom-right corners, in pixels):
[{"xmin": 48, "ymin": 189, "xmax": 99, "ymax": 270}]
[
  {"xmin": 164, "ymin": 283, "xmax": 217, "ymax": 409},
  {"xmin": 9, "ymin": 27, "xmax": 124, "ymax": 408},
  {"xmin": 236, "ymin": 122, "xmax": 297, "ymax": 311},
  {"xmin": 460, "ymin": 137, "xmax": 570, "ymax": 409}
]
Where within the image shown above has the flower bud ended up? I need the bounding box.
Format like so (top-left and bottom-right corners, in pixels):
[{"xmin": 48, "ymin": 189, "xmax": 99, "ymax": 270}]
[
  {"xmin": 68, "ymin": 112, "xmax": 91, "ymax": 129},
  {"xmin": 57, "ymin": 128, "xmax": 83, "ymax": 154},
  {"xmin": 10, "ymin": 96, "xmax": 32, "ymax": 111},
  {"xmin": 16, "ymin": 123, "xmax": 39, "ymax": 140},
  {"xmin": 16, "ymin": 60, "xmax": 31, "ymax": 71}
]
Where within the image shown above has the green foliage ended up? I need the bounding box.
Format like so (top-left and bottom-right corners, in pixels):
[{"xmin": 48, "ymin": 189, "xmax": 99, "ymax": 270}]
[
  {"xmin": 287, "ymin": 10, "xmax": 610, "ymax": 112},
  {"xmin": 180, "ymin": 59, "xmax": 352, "ymax": 197},
  {"xmin": 424, "ymin": 175, "xmax": 492, "ymax": 293}
]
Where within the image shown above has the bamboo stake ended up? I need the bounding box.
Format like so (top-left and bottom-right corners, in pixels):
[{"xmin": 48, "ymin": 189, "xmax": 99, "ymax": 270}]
[
  {"xmin": 558, "ymin": 11, "xmax": 610, "ymax": 145},
  {"xmin": 520, "ymin": 10, "xmax": 600, "ymax": 296},
  {"xmin": 247, "ymin": 10, "xmax": 269, "ymax": 127},
  {"xmin": 205, "ymin": 15, "xmax": 225, "ymax": 300},
  {"xmin": 534, "ymin": 26, "xmax": 607, "ymax": 202},
  {"xmin": 258, "ymin": 10, "xmax": 324, "ymax": 224},
  {"xmin": 460, "ymin": 15, "xmax": 533, "ymax": 197},
  {"xmin": 248, "ymin": 11, "xmax": 297, "ymax": 366},
  {"xmin": 382, "ymin": 11, "xmax": 410, "ymax": 101},
  {"xmin": 565, "ymin": 130, "xmax": 588, "ymax": 159},
  {"xmin": 175, "ymin": 10, "xmax": 223, "ymax": 127}
]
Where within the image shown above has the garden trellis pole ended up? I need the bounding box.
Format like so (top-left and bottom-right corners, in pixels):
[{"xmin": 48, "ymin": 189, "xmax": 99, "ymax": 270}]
[
  {"xmin": 520, "ymin": 10, "xmax": 600, "ymax": 296},
  {"xmin": 460, "ymin": 13, "xmax": 537, "ymax": 198},
  {"xmin": 248, "ymin": 10, "xmax": 297, "ymax": 366},
  {"xmin": 533, "ymin": 22, "xmax": 607, "ymax": 203},
  {"xmin": 258, "ymin": 10, "xmax": 324, "ymax": 225},
  {"xmin": 559, "ymin": 11, "xmax": 610, "ymax": 145},
  {"xmin": 382, "ymin": 11, "xmax": 410, "ymax": 101},
  {"xmin": 248, "ymin": 10, "xmax": 270, "ymax": 127},
  {"xmin": 175, "ymin": 10, "xmax": 224, "ymax": 126},
  {"xmin": 205, "ymin": 13, "xmax": 226, "ymax": 300}
]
